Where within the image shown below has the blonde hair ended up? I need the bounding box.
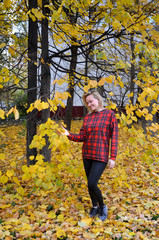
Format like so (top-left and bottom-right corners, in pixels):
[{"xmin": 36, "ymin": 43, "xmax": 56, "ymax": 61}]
[{"xmin": 83, "ymin": 90, "xmax": 103, "ymax": 113}]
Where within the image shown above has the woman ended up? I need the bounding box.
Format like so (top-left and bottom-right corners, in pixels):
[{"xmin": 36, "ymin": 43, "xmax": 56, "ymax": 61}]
[{"xmin": 62, "ymin": 90, "xmax": 118, "ymax": 221}]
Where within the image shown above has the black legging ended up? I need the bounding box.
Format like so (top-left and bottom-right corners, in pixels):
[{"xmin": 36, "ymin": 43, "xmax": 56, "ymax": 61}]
[{"xmin": 83, "ymin": 158, "xmax": 107, "ymax": 208}]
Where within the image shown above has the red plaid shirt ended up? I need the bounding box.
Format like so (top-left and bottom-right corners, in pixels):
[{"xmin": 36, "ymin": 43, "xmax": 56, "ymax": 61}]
[{"xmin": 68, "ymin": 109, "xmax": 118, "ymax": 163}]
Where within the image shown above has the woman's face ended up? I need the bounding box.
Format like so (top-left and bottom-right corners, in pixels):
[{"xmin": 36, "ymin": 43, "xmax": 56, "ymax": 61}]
[{"xmin": 85, "ymin": 94, "xmax": 99, "ymax": 112}]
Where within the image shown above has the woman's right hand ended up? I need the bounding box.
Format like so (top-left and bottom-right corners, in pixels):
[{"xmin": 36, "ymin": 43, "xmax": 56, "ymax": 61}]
[{"xmin": 61, "ymin": 125, "xmax": 69, "ymax": 136}]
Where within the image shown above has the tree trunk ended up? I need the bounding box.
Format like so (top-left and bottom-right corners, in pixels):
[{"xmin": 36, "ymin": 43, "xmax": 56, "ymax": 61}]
[
  {"xmin": 27, "ymin": 0, "xmax": 38, "ymax": 166},
  {"xmin": 64, "ymin": 41, "xmax": 77, "ymax": 130},
  {"xmin": 40, "ymin": 0, "xmax": 51, "ymax": 162},
  {"xmin": 64, "ymin": 11, "xmax": 78, "ymax": 130},
  {"xmin": 130, "ymin": 34, "xmax": 135, "ymax": 105}
]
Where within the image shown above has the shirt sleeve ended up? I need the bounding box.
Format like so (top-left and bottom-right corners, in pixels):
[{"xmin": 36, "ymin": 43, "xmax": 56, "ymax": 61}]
[
  {"xmin": 67, "ymin": 124, "xmax": 87, "ymax": 142},
  {"xmin": 110, "ymin": 112, "xmax": 118, "ymax": 160}
]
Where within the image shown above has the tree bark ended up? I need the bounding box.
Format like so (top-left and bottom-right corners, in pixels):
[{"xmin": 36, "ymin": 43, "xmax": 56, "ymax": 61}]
[
  {"xmin": 64, "ymin": 11, "xmax": 78, "ymax": 130},
  {"xmin": 64, "ymin": 41, "xmax": 77, "ymax": 130},
  {"xmin": 27, "ymin": 0, "xmax": 38, "ymax": 166},
  {"xmin": 130, "ymin": 34, "xmax": 135, "ymax": 105},
  {"xmin": 40, "ymin": 0, "xmax": 51, "ymax": 162}
]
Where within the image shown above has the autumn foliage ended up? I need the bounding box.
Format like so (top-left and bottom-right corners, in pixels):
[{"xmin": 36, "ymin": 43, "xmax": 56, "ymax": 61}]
[
  {"xmin": 0, "ymin": 120, "xmax": 159, "ymax": 239},
  {"xmin": 0, "ymin": 0, "xmax": 159, "ymax": 239}
]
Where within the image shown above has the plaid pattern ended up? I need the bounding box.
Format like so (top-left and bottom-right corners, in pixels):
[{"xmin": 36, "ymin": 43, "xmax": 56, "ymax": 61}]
[{"xmin": 68, "ymin": 109, "xmax": 118, "ymax": 163}]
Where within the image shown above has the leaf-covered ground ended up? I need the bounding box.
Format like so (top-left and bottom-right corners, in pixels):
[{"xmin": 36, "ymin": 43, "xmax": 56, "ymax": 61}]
[{"xmin": 0, "ymin": 121, "xmax": 159, "ymax": 240}]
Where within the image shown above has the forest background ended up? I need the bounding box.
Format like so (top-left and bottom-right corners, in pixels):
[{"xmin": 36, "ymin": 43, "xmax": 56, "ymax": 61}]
[{"xmin": 0, "ymin": 0, "xmax": 159, "ymax": 239}]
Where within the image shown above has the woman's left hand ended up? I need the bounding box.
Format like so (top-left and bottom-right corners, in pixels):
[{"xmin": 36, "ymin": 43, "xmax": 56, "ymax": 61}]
[{"xmin": 107, "ymin": 159, "xmax": 115, "ymax": 169}]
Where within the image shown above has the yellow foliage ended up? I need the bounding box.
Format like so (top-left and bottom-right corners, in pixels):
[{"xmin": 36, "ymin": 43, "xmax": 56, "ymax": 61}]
[
  {"xmin": 109, "ymin": 92, "xmax": 114, "ymax": 96},
  {"xmin": 83, "ymin": 85, "xmax": 90, "ymax": 92},
  {"xmin": 0, "ymin": 175, "xmax": 8, "ymax": 184},
  {"xmin": 32, "ymin": 8, "xmax": 44, "ymax": 20},
  {"xmin": 0, "ymin": 204, "xmax": 11, "ymax": 209},
  {"xmin": 6, "ymin": 170, "xmax": 14, "ymax": 178},
  {"xmin": 112, "ymin": 19, "xmax": 122, "ymax": 31},
  {"xmin": 56, "ymin": 229, "xmax": 66, "ymax": 238},
  {"xmin": 148, "ymin": 123, "xmax": 159, "ymax": 133},
  {"xmin": 0, "ymin": 0, "xmax": 159, "ymax": 236},
  {"xmin": 13, "ymin": 176, "xmax": 20, "ymax": 186},
  {"xmin": 0, "ymin": 109, "xmax": 5, "ymax": 119},
  {"xmin": 47, "ymin": 211, "xmax": 56, "ymax": 219},
  {"xmin": 34, "ymin": 99, "xmax": 43, "ymax": 111},
  {"xmin": 8, "ymin": 45, "xmax": 16, "ymax": 56},
  {"xmin": 26, "ymin": 103, "xmax": 34, "ymax": 113},
  {"xmin": 6, "ymin": 107, "xmax": 14, "ymax": 117},
  {"xmin": 3, "ymin": 0, "xmax": 11, "ymax": 8},
  {"xmin": 90, "ymin": 80, "xmax": 97, "ymax": 88},
  {"xmin": 6, "ymin": 106, "xmax": 19, "ymax": 120},
  {"xmin": 53, "ymin": 78, "xmax": 67, "ymax": 86},
  {"xmin": 98, "ymin": 76, "xmax": 114, "ymax": 86},
  {"xmin": 13, "ymin": 106, "xmax": 19, "ymax": 120},
  {"xmin": 0, "ymin": 43, "xmax": 6, "ymax": 48},
  {"xmin": 145, "ymin": 113, "xmax": 153, "ymax": 121},
  {"xmin": 0, "ymin": 153, "xmax": 5, "ymax": 160},
  {"xmin": 16, "ymin": 187, "xmax": 25, "ymax": 196},
  {"xmin": 110, "ymin": 102, "xmax": 116, "ymax": 110}
]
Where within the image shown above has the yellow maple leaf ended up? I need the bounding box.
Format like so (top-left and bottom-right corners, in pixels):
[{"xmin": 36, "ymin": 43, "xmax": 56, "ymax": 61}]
[
  {"xmin": 22, "ymin": 173, "xmax": 31, "ymax": 181},
  {"xmin": 112, "ymin": 19, "xmax": 122, "ymax": 31},
  {"xmin": 56, "ymin": 229, "xmax": 66, "ymax": 238},
  {"xmin": 17, "ymin": 186, "xmax": 25, "ymax": 196},
  {"xmin": 78, "ymin": 217, "xmax": 92, "ymax": 227},
  {"xmin": 0, "ymin": 153, "xmax": 5, "ymax": 160},
  {"xmin": 6, "ymin": 170, "xmax": 14, "ymax": 178},
  {"xmin": 0, "ymin": 109, "xmax": 5, "ymax": 119},
  {"xmin": 13, "ymin": 106, "xmax": 19, "ymax": 120},
  {"xmin": 127, "ymin": 92, "xmax": 134, "ymax": 98},
  {"xmin": 29, "ymin": 156, "xmax": 34, "ymax": 161},
  {"xmin": 131, "ymin": 116, "xmax": 138, "ymax": 122},
  {"xmin": 0, "ymin": 204, "xmax": 11, "ymax": 209},
  {"xmin": 145, "ymin": 113, "xmax": 153, "ymax": 121},
  {"xmin": 41, "ymin": 101, "xmax": 49, "ymax": 109},
  {"xmin": 83, "ymin": 232, "xmax": 96, "ymax": 239},
  {"xmin": 109, "ymin": 92, "xmax": 114, "ymax": 96},
  {"xmin": 142, "ymin": 108, "xmax": 148, "ymax": 114},
  {"xmin": 22, "ymin": 165, "xmax": 29, "ymax": 173},
  {"xmin": 58, "ymin": 100, "xmax": 65, "ymax": 108},
  {"xmin": 145, "ymin": 87, "xmax": 156, "ymax": 97},
  {"xmin": 13, "ymin": 177, "xmax": 20, "ymax": 186},
  {"xmin": 62, "ymin": 92, "xmax": 71, "ymax": 100},
  {"xmin": 110, "ymin": 103, "xmax": 117, "ymax": 109},
  {"xmin": 6, "ymin": 107, "xmax": 14, "ymax": 117},
  {"xmin": 10, "ymin": 161, "xmax": 16, "ymax": 167},
  {"xmin": 83, "ymin": 85, "xmax": 90, "ymax": 93},
  {"xmin": 34, "ymin": 99, "xmax": 42, "ymax": 111},
  {"xmin": 90, "ymin": 80, "xmax": 97, "ymax": 87},
  {"xmin": 14, "ymin": 77, "xmax": 19, "ymax": 85},
  {"xmin": 0, "ymin": 175, "xmax": 8, "ymax": 184},
  {"xmin": 47, "ymin": 211, "xmax": 56, "ymax": 219},
  {"xmin": 54, "ymin": 78, "xmax": 66, "ymax": 86},
  {"xmin": 32, "ymin": 8, "xmax": 44, "ymax": 20},
  {"xmin": 118, "ymin": 80, "xmax": 124, "ymax": 88},
  {"xmin": 57, "ymin": 214, "xmax": 64, "ymax": 222},
  {"xmin": 27, "ymin": 103, "xmax": 34, "ymax": 113},
  {"xmin": 98, "ymin": 77, "xmax": 106, "ymax": 86},
  {"xmin": 135, "ymin": 110, "xmax": 143, "ymax": 117}
]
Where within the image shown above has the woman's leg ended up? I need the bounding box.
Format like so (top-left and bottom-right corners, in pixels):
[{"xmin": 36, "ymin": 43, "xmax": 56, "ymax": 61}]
[
  {"xmin": 83, "ymin": 159, "xmax": 106, "ymax": 208},
  {"xmin": 83, "ymin": 159, "xmax": 98, "ymax": 207}
]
